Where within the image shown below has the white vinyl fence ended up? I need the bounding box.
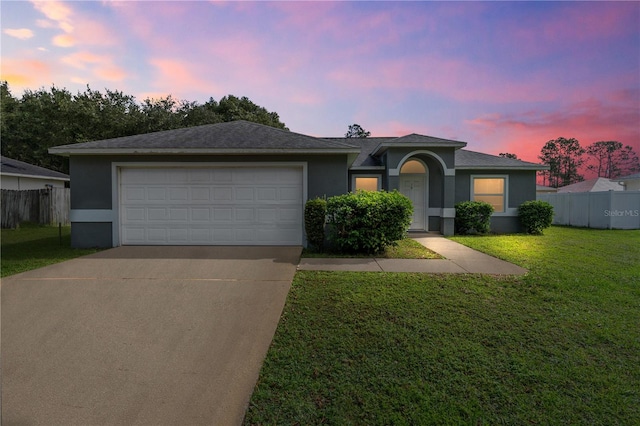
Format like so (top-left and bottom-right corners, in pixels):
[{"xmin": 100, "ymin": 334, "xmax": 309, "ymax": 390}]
[{"xmin": 538, "ymin": 191, "xmax": 640, "ymax": 229}]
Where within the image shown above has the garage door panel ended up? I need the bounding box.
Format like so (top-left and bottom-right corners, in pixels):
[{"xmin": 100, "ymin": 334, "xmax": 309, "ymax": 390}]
[
  {"xmin": 169, "ymin": 208, "xmax": 188, "ymax": 221},
  {"xmin": 169, "ymin": 228, "xmax": 189, "ymax": 242},
  {"xmin": 213, "ymin": 187, "xmax": 232, "ymax": 201},
  {"xmin": 279, "ymin": 208, "xmax": 301, "ymax": 222},
  {"xmin": 191, "ymin": 208, "xmax": 211, "ymax": 222},
  {"xmin": 147, "ymin": 228, "xmax": 168, "ymax": 242},
  {"xmin": 235, "ymin": 188, "xmax": 254, "ymax": 201},
  {"xmin": 148, "ymin": 207, "xmax": 167, "ymax": 221},
  {"xmin": 235, "ymin": 208, "xmax": 254, "ymax": 221},
  {"xmin": 124, "ymin": 207, "xmax": 146, "ymax": 221},
  {"xmin": 258, "ymin": 208, "xmax": 277, "ymax": 222},
  {"xmin": 124, "ymin": 187, "xmax": 145, "ymax": 201},
  {"xmin": 257, "ymin": 187, "xmax": 277, "ymax": 201},
  {"xmin": 120, "ymin": 166, "xmax": 303, "ymax": 245},
  {"xmin": 189, "ymin": 170, "xmax": 211, "ymax": 182},
  {"xmin": 213, "ymin": 207, "xmax": 232, "ymax": 221},
  {"xmin": 169, "ymin": 187, "xmax": 188, "ymax": 201}
]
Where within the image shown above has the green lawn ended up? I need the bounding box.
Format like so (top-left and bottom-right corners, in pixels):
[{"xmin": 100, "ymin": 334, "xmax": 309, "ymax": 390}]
[
  {"xmin": 302, "ymin": 237, "xmax": 442, "ymax": 259},
  {"xmin": 244, "ymin": 227, "xmax": 640, "ymax": 425},
  {"xmin": 1, "ymin": 224, "xmax": 101, "ymax": 277}
]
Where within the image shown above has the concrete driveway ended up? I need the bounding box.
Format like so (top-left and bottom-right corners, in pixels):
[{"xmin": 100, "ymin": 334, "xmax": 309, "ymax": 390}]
[{"xmin": 1, "ymin": 246, "xmax": 301, "ymax": 426}]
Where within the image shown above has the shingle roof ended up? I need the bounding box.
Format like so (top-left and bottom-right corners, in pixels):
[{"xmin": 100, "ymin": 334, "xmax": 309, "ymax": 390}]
[
  {"xmin": 372, "ymin": 133, "xmax": 467, "ymax": 156},
  {"xmin": 1, "ymin": 156, "xmax": 69, "ymax": 180},
  {"xmin": 50, "ymin": 120, "xmax": 359, "ymax": 156},
  {"xmin": 617, "ymin": 172, "xmax": 640, "ymax": 180},
  {"xmin": 323, "ymin": 137, "xmax": 393, "ymax": 168},
  {"xmin": 455, "ymin": 149, "xmax": 547, "ymax": 170},
  {"xmin": 557, "ymin": 177, "xmax": 624, "ymax": 193}
]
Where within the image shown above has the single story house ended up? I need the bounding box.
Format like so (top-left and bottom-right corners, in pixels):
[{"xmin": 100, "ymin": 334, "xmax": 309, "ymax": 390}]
[
  {"xmin": 1, "ymin": 155, "xmax": 70, "ymax": 190},
  {"xmin": 49, "ymin": 120, "xmax": 546, "ymax": 248},
  {"xmin": 557, "ymin": 177, "xmax": 624, "ymax": 193},
  {"xmin": 616, "ymin": 172, "xmax": 640, "ymax": 191}
]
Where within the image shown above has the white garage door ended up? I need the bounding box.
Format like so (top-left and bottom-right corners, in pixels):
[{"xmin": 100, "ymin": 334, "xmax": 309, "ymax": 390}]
[{"xmin": 120, "ymin": 166, "xmax": 303, "ymax": 245}]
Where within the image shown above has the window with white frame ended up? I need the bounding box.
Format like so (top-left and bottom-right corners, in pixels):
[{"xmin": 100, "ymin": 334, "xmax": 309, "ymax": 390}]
[
  {"xmin": 472, "ymin": 176, "xmax": 506, "ymax": 213},
  {"xmin": 353, "ymin": 175, "xmax": 381, "ymax": 191}
]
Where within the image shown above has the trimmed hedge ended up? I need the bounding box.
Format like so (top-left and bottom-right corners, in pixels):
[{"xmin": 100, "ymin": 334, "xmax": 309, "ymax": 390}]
[
  {"xmin": 519, "ymin": 200, "xmax": 554, "ymax": 235},
  {"xmin": 326, "ymin": 190, "xmax": 413, "ymax": 254},
  {"xmin": 304, "ymin": 197, "xmax": 327, "ymax": 251},
  {"xmin": 454, "ymin": 201, "xmax": 494, "ymax": 234}
]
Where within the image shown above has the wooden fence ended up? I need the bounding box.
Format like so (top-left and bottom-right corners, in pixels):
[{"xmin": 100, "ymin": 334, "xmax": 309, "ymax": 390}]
[
  {"xmin": 1, "ymin": 188, "xmax": 70, "ymax": 228},
  {"xmin": 538, "ymin": 191, "xmax": 640, "ymax": 229}
]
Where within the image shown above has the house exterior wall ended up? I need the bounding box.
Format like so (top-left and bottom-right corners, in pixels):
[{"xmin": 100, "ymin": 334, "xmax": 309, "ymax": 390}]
[
  {"xmin": 68, "ymin": 154, "xmax": 350, "ymax": 248},
  {"xmin": 384, "ymin": 147, "xmax": 457, "ymax": 235},
  {"xmin": 1, "ymin": 175, "xmax": 67, "ymax": 190},
  {"xmin": 622, "ymin": 179, "xmax": 640, "ymax": 191},
  {"xmin": 455, "ymin": 169, "xmax": 537, "ymax": 233}
]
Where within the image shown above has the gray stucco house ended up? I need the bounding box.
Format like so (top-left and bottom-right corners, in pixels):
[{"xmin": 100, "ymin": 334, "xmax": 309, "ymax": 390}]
[{"xmin": 49, "ymin": 120, "xmax": 545, "ymax": 248}]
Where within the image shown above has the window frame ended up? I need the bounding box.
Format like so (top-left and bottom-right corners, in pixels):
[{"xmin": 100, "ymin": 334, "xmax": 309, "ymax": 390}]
[
  {"xmin": 470, "ymin": 175, "xmax": 508, "ymax": 215},
  {"xmin": 352, "ymin": 174, "xmax": 382, "ymax": 192}
]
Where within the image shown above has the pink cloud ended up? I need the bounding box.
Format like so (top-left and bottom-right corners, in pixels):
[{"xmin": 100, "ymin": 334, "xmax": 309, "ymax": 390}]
[
  {"xmin": 73, "ymin": 19, "xmax": 119, "ymax": 47},
  {"xmin": 61, "ymin": 52, "xmax": 104, "ymax": 69},
  {"xmin": 95, "ymin": 65, "xmax": 127, "ymax": 82},
  {"xmin": 148, "ymin": 58, "xmax": 221, "ymax": 99},
  {"xmin": 326, "ymin": 54, "xmax": 560, "ymax": 105},
  {"xmin": 31, "ymin": 1, "xmax": 74, "ymax": 32},
  {"xmin": 0, "ymin": 58, "xmax": 52, "ymax": 89},
  {"xmin": 32, "ymin": 1, "xmax": 119, "ymax": 48},
  {"xmin": 288, "ymin": 92, "xmax": 326, "ymax": 107},
  {"xmin": 505, "ymin": 2, "xmax": 638, "ymax": 60},
  {"xmin": 4, "ymin": 28, "xmax": 35, "ymax": 40},
  {"xmin": 52, "ymin": 33, "xmax": 75, "ymax": 47},
  {"xmin": 467, "ymin": 92, "xmax": 640, "ymax": 164},
  {"xmin": 61, "ymin": 52, "xmax": 128, "ymax": 82}
]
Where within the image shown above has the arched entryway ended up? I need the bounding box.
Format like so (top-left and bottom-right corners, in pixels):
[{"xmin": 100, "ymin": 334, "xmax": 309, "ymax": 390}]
[{"xmin": 399, "ymin": 159, "xmax": 428, "ymax": 231}]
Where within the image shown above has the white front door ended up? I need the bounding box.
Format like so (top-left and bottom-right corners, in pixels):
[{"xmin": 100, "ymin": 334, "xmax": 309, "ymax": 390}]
[{"xmin": 400, "ymin": 175, "xmax": 426, "ymax": 231}]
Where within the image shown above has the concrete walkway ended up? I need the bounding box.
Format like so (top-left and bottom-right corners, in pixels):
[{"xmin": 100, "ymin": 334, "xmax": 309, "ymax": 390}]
[{"xmin": 298, "ymin": 233, "xmax": 527, "ymax": 275}]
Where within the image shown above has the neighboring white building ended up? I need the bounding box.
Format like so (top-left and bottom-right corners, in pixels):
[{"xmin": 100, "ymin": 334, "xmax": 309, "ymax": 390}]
[
  {"xmin": 1, "ymin": 156, "xmax": 69, "ymax": 190},
  {"xmin": 616, "ymin": 173, "xmax": 640, "ymax": 191},
  {"xmin": 536, "ymin": 184, "xmax": 557, "ymax": 198},
  {"xmin": 557, "ymin": 177, "xmax": 624, "ymax": 193}
]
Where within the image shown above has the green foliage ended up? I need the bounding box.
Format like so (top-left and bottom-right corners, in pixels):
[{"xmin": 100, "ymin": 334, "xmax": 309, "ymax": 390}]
[
  {"xmin": 0, "ymin": 81, "xmax": 288, "ymax": 174},
  {"xmin": 518, "ymin": 200, "xmax": 554, "ymax": 234},
  {"xmin": 498, "ymin": 152, "xmax": 519, "ymax": 159},
  {"xmin": 345, "ymin": 123, "xmax": 371, "ymax": 138},
  {"xmin": 538, "ymin": 136, "xmax": 585, "ymax": 188},
  {"xmin": 304, "ymin": 198, "xmax": 327, "ymax": 252},
  {"xmin": 326, "ymin": 190, "xmax": 413, "ymax": 254},
  {"xmin": 454, "ymin": 201, "xmax": 494, "ymax": 234},
  {"xmin": 586, "ymin": 140, "xmax": 640, "ymax": 179}
]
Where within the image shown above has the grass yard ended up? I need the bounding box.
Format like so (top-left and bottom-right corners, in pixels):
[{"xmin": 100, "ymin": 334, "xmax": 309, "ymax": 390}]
[
  {"xmin": 1, "ymin": 224, "xmax": 101, "ymax": 277},
  {"xmin": 244, "ymin": 227, "xmax": 640, "ymax": 425},
  {"xmin": 302, "ymin": 237, "xmax": 442, "ymax": 259}
]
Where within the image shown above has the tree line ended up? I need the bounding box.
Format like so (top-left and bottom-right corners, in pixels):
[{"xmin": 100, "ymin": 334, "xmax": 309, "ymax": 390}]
[
  {"xmin": 504, "ymin": 137, "xmax": 639, "ymax": 188},
  {"xmin": 537, "ymin": 137, "xmax": 639, "ymax": 187},
  {"xmin": 2, "ymin": 81, "xmax": 637, "ymax": 186},
  {"xmin": 0, "ymin": 82, "xmax": 287, "ymax": 174}
]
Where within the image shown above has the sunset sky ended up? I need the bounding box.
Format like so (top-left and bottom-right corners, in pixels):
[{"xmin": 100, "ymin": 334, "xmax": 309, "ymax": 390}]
[{"xmin": 2, "ymin": 1, "xmax": 639, "ymax": 165}]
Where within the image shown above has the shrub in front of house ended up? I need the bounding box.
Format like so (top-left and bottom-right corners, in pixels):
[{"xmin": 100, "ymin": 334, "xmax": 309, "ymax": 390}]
[
  {"xmin": 304, "ymin": 197, "xmax": 327, "ymax": 251},
  {"xmin": 326, "ymin": 190, "xmax": 413, "ymax": 254},
  {"xmin": 454, "ymin": 201, "xmax": 494, "ymax": 234},
  {"xmin": 519, "ymin": 200, "xmax": 554, "ymax": 235}
]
